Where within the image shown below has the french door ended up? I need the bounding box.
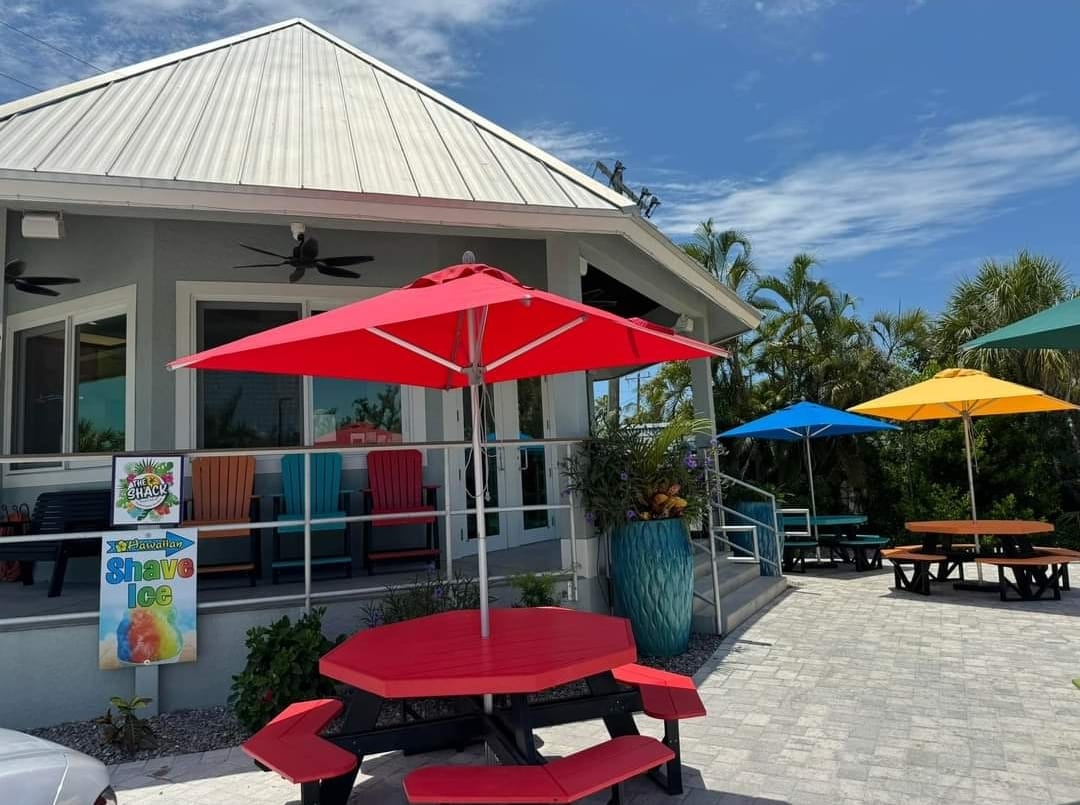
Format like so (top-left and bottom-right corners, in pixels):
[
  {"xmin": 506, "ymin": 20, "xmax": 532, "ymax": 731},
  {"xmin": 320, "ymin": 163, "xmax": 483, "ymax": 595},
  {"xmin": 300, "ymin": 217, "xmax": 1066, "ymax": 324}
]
[{"xmin": 451, "ymin": 376, "xmax": 557, "ymax": 556}]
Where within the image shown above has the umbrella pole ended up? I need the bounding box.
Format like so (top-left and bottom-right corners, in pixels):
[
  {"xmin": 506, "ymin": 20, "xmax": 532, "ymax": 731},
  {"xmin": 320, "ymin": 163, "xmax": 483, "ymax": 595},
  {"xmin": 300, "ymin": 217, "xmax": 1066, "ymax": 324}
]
[
  {"xmin": 962, "ymin": 412, "xmax": 983, "ymax": 581},
  {"xmin": 805, "ymin": 435, "xmax": 822, "ymax": 561},
  {"xmin": 470, "ymin": 381, "xmax": 492, "ymax": 639}
]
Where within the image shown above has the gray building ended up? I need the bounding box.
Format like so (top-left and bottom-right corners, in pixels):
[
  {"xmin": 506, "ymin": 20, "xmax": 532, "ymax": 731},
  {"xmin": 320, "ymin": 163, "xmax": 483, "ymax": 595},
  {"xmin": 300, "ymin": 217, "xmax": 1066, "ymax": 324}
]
[{"xmin": 0, "ymin": 19, "xmax": 761, "ymax": 729}]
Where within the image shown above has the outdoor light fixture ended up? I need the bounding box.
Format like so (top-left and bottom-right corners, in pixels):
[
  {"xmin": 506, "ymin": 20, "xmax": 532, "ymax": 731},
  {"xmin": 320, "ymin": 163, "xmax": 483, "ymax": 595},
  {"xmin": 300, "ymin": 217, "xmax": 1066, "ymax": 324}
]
[
  {"xmin": 461, "ymin": 250, "xmax": 476, "ymax": 263},
  {"xmin": 21, "ymin": 211, "xmax": 64, "ymax": 240},
  {"xmin": 674, "ymin": 314, "xmax": 694, "ymax": 335}
]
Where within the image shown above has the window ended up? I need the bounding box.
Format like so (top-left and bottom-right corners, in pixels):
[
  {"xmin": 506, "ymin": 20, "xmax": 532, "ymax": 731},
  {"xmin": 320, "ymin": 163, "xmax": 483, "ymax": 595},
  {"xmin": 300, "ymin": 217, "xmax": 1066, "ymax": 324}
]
[
  {"xmin": 309, "ymin": 309, "xmax": 403, "ymax": 447},
  {"xmin": 196, "ymin": 303, "xmax": 302, "ymax": 448},
  {"xmin": 12, "ymin": 322, "xmax": 65, "ymax": 455},
  {"xmin": 312, "ymin": 378, "xmax": 403, "ymax": 446},
  {"xmin": 75, "ymin": 316, "xmax": 128, "ymax": 452},
  {"xmin": 178, "ymin": 285, "xmax": 424, "ymax": 453},
  {"xmin": 4, "ymin": 286, "xmax": 136, "ymax": 467}
]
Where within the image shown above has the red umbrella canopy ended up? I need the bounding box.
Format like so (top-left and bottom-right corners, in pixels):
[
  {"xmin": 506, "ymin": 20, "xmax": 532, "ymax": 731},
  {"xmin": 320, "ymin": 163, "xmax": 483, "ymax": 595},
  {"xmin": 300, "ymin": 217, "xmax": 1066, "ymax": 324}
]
[{"xmin": 169, "ymin": 264, "xmax": 728, "ymax": 387}]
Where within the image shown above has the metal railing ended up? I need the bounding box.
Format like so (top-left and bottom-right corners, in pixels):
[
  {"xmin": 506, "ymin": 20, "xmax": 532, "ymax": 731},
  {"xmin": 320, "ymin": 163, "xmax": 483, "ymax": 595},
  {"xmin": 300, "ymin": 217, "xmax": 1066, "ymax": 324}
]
[
  {"xmin": 0, "ymin": 438, "xmax": 584, "ymax": 627},
  {"xmin": 695, "ymin": 453, "xmax": 784, "ymax": 634}
]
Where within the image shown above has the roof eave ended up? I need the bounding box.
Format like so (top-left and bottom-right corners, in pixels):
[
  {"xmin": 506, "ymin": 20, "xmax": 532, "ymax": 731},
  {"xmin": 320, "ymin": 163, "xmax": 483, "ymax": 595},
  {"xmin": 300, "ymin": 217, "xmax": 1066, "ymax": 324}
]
[{"xmin": 0, "ymin": 170, "xmax": 757, "ymax": 334}]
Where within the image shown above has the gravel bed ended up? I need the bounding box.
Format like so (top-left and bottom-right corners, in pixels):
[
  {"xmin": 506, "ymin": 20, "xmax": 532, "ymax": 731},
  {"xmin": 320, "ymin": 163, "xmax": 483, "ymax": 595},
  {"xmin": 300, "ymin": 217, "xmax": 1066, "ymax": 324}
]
[
  {"xmin": 29, "ymin": 706, "xmax": 250, "ymax": 766},
  {"xmin": 31, "ymin": 633, "xmax": 723, "ymax": 765}
]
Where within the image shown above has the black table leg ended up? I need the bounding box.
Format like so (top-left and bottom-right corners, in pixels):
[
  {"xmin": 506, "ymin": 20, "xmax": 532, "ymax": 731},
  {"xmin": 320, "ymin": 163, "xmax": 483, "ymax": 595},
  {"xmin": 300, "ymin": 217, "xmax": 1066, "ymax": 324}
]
[
  {"xmin": 661, "ymin": 719, "xmax": 683, "ymax": 795},
  {"xmin": 318, "ymin": 690, "xmax": 383, "ymax": 805},
  {"xmin": 509, "ymin": 694, "xmax": 542, "ymax": 764},
  {"xmin": 586, "ymin": 673, "xmax": 639, "ymax": 739},
  {"xmin": 586, "ymin": 673, "xmax": 686, "ymax": 795}
]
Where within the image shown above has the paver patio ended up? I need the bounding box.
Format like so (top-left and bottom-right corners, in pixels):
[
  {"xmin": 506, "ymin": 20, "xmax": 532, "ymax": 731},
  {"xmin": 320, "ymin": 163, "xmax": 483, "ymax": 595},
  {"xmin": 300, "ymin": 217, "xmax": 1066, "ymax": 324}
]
[{"xmin": 110, "ymin": 566, "xmax": 1080, "ymax": 804}]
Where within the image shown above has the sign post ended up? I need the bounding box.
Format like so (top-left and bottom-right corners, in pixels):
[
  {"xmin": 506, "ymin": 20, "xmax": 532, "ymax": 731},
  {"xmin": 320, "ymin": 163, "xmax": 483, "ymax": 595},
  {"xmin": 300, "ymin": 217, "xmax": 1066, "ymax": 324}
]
[{"xmin": 99, "ymin": 528, "xmax": 198, "ymax": 670}]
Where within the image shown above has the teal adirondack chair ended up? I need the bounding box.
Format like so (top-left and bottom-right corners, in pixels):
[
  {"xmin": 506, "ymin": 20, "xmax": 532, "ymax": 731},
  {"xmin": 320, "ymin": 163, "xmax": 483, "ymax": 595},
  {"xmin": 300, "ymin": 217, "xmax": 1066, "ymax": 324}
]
[{"xmin": 272, "ymin": 453, "xmax": 353, "ymax": 582}]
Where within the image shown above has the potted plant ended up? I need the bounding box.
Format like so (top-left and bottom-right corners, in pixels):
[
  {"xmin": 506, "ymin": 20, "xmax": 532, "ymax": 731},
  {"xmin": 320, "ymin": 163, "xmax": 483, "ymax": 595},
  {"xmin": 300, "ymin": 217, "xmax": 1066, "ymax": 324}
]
[{"xmin": 564, "ymin": 416, "xmax": 709, "ymax": 656}]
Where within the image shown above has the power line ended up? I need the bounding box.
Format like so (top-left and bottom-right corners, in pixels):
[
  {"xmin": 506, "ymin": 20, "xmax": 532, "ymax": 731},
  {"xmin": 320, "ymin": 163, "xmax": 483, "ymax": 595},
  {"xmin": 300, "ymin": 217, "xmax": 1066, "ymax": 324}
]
[
  {"xmin": 0, "ymin": 70, "xmax": 41, "ymax": 92},
  {"xmin": 0, "ymin": 19, "xmax": 104, "ymax": 74}
]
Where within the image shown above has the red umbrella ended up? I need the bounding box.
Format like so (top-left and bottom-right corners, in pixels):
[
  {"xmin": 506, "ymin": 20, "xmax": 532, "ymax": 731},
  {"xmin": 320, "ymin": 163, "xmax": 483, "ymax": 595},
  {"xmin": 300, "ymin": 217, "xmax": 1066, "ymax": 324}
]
[{"xmin": 170, "ymin": 264, "xmax": 727, "ymax": 635}]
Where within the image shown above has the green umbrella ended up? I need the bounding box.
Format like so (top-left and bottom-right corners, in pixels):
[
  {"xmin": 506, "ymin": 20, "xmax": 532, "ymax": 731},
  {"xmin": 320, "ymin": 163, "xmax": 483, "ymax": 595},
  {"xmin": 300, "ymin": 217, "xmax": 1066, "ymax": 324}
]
[{"xmin": 965, "ymin": 296, "xmax": 1080, "ymax": 350}]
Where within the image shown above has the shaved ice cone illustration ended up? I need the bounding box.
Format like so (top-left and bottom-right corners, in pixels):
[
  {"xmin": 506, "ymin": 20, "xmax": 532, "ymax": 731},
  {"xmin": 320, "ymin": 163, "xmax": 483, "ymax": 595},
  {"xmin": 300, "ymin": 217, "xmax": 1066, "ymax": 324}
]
[{"xmin": 117, "ymin": 606, "xmax": 184, "ymax": 664}]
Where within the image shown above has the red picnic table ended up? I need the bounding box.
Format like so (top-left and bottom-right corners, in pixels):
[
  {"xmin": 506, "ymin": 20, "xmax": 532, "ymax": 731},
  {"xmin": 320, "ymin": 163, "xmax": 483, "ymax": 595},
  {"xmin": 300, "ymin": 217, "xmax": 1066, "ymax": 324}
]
[{"xmin": 243, "ymin": 607, "xmax": 706, "ymax": 805}]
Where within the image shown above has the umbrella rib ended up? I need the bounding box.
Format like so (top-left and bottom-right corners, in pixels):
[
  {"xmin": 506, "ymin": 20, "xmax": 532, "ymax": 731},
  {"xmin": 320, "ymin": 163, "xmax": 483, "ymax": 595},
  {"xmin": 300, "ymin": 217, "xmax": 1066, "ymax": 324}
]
[
  {"xmin": 367, "ymin": 326, "xmax": 466, "ymax": 374},
  {"xmin": 486, "ymin": 315, "xmax": 587, "ymax": 372}
]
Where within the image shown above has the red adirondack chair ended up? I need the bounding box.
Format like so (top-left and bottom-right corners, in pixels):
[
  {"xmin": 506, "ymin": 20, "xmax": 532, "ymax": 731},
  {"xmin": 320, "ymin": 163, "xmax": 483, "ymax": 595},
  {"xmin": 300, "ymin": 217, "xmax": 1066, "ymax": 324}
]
[{"xmin": 363, "ymin": 450, "xmax": 440, "ymax": 573}]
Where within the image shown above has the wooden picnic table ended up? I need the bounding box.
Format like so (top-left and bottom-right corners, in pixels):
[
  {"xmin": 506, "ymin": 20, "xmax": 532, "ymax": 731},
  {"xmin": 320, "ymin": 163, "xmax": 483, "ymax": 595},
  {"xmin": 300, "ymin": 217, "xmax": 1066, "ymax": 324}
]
[
  {"xmin": 904, "ymin": 520, "xmax": 1064, "ymax": 598},
  {"xmin": 905, "ymin": 519, "xmax": 1053, "ymax": 556},
  {"xmin": 247, "ymin": 608, "xmax": 703, "ymax": 804}
]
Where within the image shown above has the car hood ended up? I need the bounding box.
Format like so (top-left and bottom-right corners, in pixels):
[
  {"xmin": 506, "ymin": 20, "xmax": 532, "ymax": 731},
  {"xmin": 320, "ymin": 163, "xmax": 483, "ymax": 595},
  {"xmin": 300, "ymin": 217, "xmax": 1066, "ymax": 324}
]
[{"xmin": 0, "ymin": 728, "xmax": 69, "ymax": 805}]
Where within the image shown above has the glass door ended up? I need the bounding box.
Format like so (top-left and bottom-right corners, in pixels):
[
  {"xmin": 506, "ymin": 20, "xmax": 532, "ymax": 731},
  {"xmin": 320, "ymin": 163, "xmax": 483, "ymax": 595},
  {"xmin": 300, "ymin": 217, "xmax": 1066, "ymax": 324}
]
[
  {"xmin": 501, "ymin": 377, "xmax": 557, "ymax": 547},
  {"xmin": 451, "ymin": 379, "xmax": 556, "ymax": 556},
  {"xmin": 460, "ymin": 385, "xmax": 509, "ymax": 553}
]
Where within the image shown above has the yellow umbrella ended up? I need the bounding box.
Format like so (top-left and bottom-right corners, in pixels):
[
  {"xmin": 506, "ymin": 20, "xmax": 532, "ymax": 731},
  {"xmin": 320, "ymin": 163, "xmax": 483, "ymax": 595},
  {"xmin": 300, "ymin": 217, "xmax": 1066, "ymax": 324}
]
[{"xmin": 850, "ymin": 368, "xmax": 1077, "ymax": 579}]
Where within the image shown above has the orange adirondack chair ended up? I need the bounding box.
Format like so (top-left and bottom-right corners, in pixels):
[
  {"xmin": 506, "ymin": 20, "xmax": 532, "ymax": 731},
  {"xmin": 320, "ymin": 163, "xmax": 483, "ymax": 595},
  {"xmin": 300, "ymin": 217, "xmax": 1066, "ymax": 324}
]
[{"xmin": 185, "ymin": 456, "xmax": 260, "ymax": 584}]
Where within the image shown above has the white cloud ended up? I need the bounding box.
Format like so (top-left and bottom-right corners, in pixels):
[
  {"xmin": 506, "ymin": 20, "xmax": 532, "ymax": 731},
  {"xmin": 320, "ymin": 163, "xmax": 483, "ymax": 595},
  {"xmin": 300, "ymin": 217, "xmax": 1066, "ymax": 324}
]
[
  {"xmin": 652, "ymin": 115, "xmax": 1080, "ymax": 271},
  {"xmin": 733, "ymin": 69, "xmax": 762, "ymax": 94},
  {"xmin": 703, "ymin": 0, "xmax": 840, "ymax": 19},
  {"xmin": 745, "ymin": 121, "xmax": 810, "ymax": 143},
  {"xmin": 515, "ymin": 122, "xmax": 613, "ymax": 169},
  {"xmin": 0, "ymin": 0, "xmax": 539, "ymax": 95}
]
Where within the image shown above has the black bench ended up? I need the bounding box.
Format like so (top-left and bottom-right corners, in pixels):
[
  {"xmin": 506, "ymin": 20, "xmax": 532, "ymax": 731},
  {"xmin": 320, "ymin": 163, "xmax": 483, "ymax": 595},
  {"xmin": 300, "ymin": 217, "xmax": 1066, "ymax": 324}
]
[
  {"xmin": 885, "ymin": 550, "xmax": 947, "ymax": 596},
  {"xmin": 0, "ymin": 489, "xmax": 112, "ymax": 597}
]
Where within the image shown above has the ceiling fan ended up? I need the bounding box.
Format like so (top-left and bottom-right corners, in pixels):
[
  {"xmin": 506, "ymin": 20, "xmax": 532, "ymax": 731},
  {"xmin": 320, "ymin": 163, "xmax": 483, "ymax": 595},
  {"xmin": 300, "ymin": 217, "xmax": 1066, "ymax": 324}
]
[
  {"xmin": 4, "ymin": 258, "xmax": 80, "ymax": 296},
  {"xmin": 581, "ymin": 288, "xmax": 617, "ymax": 309},
  {"xmin": 233, "ymin": 225, "xmax": 373, "ymax": 283}
]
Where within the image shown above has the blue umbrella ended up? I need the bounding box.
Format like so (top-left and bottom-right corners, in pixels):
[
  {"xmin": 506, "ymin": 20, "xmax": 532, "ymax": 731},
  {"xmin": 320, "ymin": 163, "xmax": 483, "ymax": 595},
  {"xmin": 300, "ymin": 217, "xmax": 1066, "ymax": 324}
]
[{"xmin": 719, "ymin": 401, "xmax": 899, "ymax": 538}]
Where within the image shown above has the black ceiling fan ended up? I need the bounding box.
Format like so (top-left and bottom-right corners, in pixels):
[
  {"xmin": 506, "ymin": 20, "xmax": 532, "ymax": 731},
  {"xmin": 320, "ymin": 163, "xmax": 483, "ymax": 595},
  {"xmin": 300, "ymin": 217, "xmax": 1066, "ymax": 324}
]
[
  {"xmin": 4, "ymin": 258, "xmax": 80, "ymax": 296},
  {"xmin": 234, "ymin": 228, "xmax": 373, "ymax": 283}
]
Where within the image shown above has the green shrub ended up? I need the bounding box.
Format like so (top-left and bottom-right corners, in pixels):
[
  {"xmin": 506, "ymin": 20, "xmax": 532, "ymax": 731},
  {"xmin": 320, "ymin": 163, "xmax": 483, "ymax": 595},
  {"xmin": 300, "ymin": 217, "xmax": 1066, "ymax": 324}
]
[
  {"xmin": 97, "ymin": 696, "xmax": 155, "ymax": 753},
  {"xmin": 510, "ymin": 572, "xmax": 560, "ymax": 607},
  {"xmin": 361, "ymin": 570, "xmax": 481, "ymax": 628},
  {"xmin": 229, "ymin": 607, "xmax": 343, "ymax": 733}
]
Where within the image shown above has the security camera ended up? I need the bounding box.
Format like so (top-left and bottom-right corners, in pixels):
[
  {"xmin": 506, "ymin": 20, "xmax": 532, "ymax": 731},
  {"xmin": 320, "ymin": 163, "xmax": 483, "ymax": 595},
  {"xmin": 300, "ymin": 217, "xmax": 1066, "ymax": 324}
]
[{"xmin": 290, "ymin": 222, "xmax": 306, "ymax": 241}]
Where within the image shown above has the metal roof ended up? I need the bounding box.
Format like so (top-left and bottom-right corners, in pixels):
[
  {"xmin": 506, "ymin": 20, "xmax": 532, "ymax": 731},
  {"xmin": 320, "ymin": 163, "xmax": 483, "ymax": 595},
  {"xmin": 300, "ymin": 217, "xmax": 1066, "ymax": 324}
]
[{"xmin": 0, "ymin": 19, "xmax": 629, "ymax": 212}]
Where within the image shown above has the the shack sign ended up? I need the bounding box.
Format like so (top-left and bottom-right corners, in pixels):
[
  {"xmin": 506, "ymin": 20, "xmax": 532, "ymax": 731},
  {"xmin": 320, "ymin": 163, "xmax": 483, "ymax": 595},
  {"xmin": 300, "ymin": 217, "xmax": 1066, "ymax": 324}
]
[{"xmin": 111, "ymin": 456, "xmax": 184, "ymax": 526}]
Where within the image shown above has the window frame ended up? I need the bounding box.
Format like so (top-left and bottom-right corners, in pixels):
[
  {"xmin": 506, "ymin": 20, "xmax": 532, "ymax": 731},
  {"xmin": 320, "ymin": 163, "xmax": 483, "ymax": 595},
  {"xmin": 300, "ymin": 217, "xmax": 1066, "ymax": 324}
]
[
  {"xmin": 175, "ymin": 281, "xmax": 426, "ymax": 469},
  {"xmin": 2, "ymin": 284, "xmax": 137, "ymax": 484}
]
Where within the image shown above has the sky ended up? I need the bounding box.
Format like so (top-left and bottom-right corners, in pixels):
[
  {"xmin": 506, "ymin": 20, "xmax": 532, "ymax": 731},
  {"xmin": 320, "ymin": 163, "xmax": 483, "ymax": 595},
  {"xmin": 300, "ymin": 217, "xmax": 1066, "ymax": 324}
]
[{"xmin": 2, "ymin": 0, "xmax": 1079, "ymax": 319}]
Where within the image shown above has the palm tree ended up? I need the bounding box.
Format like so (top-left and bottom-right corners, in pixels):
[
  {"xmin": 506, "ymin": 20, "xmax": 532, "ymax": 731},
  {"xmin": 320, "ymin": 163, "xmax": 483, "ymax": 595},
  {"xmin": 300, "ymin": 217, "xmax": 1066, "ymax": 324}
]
[
  {"xmin": 937, "ymin": 251, "xmax": 1078, "ymax": 397},
  {"xmin": 682, "ymin": 219, "xmax": 756, "ymax": 292},
  {"xmin": 751, "ymin": 254, "xmax": 831, "ymax": 347},
  {"xmin": 679, "ymin": 221, "xmax": 759, "ymax": 427},
  {"xmin": 750, "ymin": 253, "xmax": 835, "ymax": 397},
  {"xmin": 871, "ymin": 307, "xmax": 931, "ymax": 366}
]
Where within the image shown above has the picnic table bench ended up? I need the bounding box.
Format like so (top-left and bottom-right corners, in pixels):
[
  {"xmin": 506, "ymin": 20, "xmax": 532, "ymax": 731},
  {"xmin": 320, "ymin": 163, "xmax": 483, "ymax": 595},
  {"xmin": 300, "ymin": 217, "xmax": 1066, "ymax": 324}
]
[
  {"xmin": 1037, "ymin": 547, "xmax": 1080, "ymax": 590},
  {"xmin": 977, "ymin": 555, "xmax": 1068, "ymax": 601},
  {"xmin": 883, "ymin": 549, "xmax": 947, "ymax": 596},
  {"xmin": 403, "ymin": 735, "xmax": 674, "ymax": 804}
]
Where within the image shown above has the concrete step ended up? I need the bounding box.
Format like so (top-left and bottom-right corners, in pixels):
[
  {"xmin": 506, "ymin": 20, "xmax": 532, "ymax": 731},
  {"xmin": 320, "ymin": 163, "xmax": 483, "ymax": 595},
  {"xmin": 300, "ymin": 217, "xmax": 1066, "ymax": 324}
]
[
  {"xmin": 692, "ymin": 572, "xmax": 788, "ymax": 636},
  {"xmin": 694, "ymin": 556, "xmax": 761, "ymax": 600}
]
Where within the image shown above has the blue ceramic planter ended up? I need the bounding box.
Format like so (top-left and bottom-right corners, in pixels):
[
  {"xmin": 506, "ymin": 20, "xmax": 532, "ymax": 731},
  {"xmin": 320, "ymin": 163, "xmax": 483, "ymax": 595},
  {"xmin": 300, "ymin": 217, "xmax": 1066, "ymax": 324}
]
[{"xmin": 611, "ymin": 518, "xmax": 693, "ymax": 657}]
